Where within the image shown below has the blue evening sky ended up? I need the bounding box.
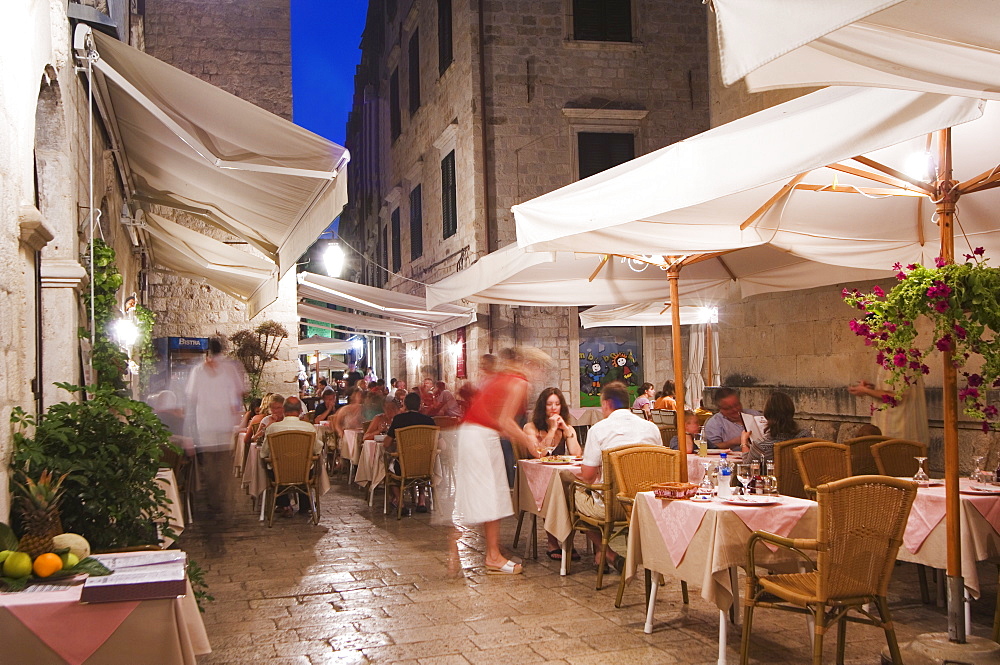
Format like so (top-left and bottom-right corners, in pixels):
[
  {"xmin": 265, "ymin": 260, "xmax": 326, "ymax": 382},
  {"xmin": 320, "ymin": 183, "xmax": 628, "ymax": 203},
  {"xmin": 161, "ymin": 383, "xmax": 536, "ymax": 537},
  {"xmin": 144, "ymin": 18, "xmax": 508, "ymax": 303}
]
[{"xmin": 290, "ymin": 1, "xmax": 369, "ymax": 147}]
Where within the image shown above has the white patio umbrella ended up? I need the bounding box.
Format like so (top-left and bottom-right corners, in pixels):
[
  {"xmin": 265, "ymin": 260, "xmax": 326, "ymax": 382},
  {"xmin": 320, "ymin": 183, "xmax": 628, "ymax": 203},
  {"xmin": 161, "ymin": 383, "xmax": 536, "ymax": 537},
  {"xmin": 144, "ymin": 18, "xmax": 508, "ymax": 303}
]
[
  {"xmin": 710, "ymin": 0, "xmax": 1000, "ymax": 100},
  {"xmin": 514, "ymin": 84, "xmax": 1000, "ymax": 643},
  {"xmin": 579, "ymin": 303, "xmax": 717, "ymax": 329}
]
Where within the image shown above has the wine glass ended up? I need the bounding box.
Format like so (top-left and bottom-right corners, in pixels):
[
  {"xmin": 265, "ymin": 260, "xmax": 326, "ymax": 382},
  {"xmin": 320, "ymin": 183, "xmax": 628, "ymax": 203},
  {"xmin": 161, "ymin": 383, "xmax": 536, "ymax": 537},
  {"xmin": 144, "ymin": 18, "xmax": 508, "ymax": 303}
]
[
  {"xmin": 913, "ymin": 456, "xmax": 930, "ymax": 485},
  {"xmin": 971, "ymin": 455, "xmax": 986, "ymax": 484},
  {"xmin": 735, "ymin": 463, "xmax": 751, "ymax": 496},
  {"xmin": 697, "ymin": 460, "xmax": 715, "ymax": 496}
]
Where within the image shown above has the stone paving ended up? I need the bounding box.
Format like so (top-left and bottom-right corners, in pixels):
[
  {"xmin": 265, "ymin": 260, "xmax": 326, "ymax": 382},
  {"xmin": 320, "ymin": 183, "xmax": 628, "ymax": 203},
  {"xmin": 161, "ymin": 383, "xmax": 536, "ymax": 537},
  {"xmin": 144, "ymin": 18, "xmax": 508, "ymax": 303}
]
[{"xmin": 182, "ymin": 464, "xmax": 998, "ymax": 665}]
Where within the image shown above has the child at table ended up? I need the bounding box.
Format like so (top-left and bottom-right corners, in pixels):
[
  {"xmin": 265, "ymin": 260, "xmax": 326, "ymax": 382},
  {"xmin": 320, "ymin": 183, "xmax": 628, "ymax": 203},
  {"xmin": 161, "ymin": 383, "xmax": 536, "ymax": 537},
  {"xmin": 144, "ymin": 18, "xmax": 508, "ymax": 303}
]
[{"xmin": 668, "ymin": 410, "xmax": 699, "ymax": 454}]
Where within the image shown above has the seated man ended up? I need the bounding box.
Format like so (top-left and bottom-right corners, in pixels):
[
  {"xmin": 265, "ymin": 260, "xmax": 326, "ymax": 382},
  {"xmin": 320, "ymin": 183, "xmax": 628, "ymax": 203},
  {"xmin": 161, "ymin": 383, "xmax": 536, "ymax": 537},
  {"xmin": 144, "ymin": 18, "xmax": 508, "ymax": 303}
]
[
  {"xmin": 382, "ymin": 391, "xmax": 435, "ymax": 515},
  {"xmin": 253, "ymin": 393, "xmax": 286, "ymax": 444},
  {"xmin": 427, "ymin": 381, "xmax": 463, "ymax": 418},
  {"xmin": 577, "ymin": 382, "xmax": 662, "ymax": 571},
  {"xmin": 703, "ymin": 387, "xmax": 761, "ymax": 450},
  {"xmin": 262, "ymin": 396, "xmax": 323, "ymax": 517}
]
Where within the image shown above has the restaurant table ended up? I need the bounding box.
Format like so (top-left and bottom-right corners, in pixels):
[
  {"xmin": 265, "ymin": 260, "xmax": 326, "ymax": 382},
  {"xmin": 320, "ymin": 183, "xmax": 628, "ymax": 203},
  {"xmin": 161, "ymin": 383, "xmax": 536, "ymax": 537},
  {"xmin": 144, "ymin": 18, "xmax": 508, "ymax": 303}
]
[
  {"xmin": 241, "ymin": 441, "xmax": 332, "ymax": 521},
  {"xmin": 340, "ymin": 429, "xmax": 363, "ymax": 482},
  {"xmin": 686, "ymin": 452, "xmax": 743, "ymax": 486},
  {"xmin": 896, "ymin": 479, "xmax": 1000, "ymax": 633},
  {"xmin": 512, "ymin": 458, "xmax": 586, "ymax": 575},
  {"xmin": 155, "ymin": 469, "xmax": 185, "ymax": 547},
  {"xmin": 625, "ymin": 491, "xmax": 817, "ymax": 665},
  {"xmin": 0, "ymin": 555, "xmax": 210, "ymax": 664},
  {"xmin": 567, "ymin": 407, "xmax": 604, "ymax": 427},
  {"xmin": 231, "ymin": 427, "xmax": 246, "ymax": 477},
  {"xmin": 354, "ymin": 438, "xmax": 387, "ymax": 505}
]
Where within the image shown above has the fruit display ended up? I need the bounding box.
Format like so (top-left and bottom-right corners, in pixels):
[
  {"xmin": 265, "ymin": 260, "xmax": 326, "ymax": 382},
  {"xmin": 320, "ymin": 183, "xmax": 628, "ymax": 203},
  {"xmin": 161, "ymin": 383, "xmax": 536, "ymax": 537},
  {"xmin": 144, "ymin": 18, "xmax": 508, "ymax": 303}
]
[
  {"xmin": 14, "ymin": 470, "xmax": 68, "ymax": 558},
  {"xmin": 0, "ymin": 525, "xmax": 110, "ymax": 591}
]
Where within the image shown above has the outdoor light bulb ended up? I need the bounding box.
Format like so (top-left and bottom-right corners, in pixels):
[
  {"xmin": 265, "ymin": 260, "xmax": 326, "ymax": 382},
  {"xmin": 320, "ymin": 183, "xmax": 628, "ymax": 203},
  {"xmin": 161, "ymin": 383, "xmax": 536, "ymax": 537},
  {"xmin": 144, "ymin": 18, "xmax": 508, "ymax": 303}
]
[
  {"xmin": 406, "ymin": 348, "xmax": 422, "ymax": 363},
  {"xmin": 352, "ymin": 339, "xmax": 364, "ymax": 351},
  {"xmin": 448, "ymin": 341, "xmax": 462, "ymax": 358},
  {"xmin": 113, "ymin": 319, "xmax": 139, "ymax": 348},
  {"xmin": 903, "ymin": 151, "xmax": 934, "ymax": 182},
  {"xmin": 324, "ymin": 242, "xmax": 345, "ymax": 277},
  {"xmin": 708, "ymin": 307, "xmax": 719, "ymax": 324}
]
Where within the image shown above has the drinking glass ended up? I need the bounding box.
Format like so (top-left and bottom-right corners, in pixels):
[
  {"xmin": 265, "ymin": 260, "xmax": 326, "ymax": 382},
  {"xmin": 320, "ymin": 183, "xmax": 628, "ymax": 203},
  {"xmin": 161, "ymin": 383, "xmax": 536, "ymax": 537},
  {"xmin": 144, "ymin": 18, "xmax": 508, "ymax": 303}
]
[
  {"xmin": 735, "ymin": 463, "xmax": 751, "ymax": 496},
  {"xmin": 913, "ymin": 456, "xmax": 930, "ymax": 484},
  {"xmin": 697, "ymin": 460, "xmax": 715, "ymax": 495},
  {"xmin": 971, "ymin": 455, "xmax": 986, "ymax": 483}
]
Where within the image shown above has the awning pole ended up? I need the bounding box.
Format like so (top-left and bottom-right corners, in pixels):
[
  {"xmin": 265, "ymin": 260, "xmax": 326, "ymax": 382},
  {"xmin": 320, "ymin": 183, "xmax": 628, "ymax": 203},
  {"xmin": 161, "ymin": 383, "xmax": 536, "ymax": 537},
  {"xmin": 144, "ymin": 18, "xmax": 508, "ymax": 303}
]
[
  {"xmin": 668, "ymin": 267, "xmax": 687, "ymax": 482},
  {"xmin": 937, "ymin": 128, "xmax": 965, "ymax": 643}
]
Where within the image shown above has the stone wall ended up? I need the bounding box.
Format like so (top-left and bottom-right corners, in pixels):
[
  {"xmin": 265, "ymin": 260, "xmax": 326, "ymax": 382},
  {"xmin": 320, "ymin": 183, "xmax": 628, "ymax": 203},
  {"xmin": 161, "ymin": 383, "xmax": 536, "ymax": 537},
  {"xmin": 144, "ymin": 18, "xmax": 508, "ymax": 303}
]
[{"xmin": 141, "ymin": 0, "xmax": 299, "ymax": 397}]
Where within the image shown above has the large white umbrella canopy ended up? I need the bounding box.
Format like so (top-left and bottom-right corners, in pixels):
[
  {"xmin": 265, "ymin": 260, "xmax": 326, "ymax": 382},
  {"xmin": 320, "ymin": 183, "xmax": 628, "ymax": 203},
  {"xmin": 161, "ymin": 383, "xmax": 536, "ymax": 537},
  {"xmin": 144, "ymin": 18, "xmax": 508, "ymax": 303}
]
[
  {"xmin": 579, "ymin": 304, "xmax": 718, "ymax": 329},
  {"xmin": 513, "ymin": 87, "xmax": 990, "ymax": 265},
  {"xmin": 711, "ymin": 0, "xmax": 1000, "ymax": 99},
  {"xmin": 425, "ymin": 242, "xmax": 890, "ymax": 311}
]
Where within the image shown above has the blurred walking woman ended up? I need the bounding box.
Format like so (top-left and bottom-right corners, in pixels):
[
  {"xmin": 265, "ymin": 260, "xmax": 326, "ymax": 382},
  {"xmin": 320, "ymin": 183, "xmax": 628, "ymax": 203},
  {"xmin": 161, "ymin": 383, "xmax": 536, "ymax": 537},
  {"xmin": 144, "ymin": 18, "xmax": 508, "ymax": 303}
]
[{"xmin": 453, "ymin": 348, "xmax": 544, "ymax": 575}]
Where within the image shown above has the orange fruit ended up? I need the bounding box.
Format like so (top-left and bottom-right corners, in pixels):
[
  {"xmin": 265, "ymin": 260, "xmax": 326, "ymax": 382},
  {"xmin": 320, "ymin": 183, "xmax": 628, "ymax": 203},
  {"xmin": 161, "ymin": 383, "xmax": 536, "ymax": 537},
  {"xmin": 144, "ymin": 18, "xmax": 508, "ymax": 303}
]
[{"xmin": 32, "ymin": 553, "xmax": 63, "ymax": 578}]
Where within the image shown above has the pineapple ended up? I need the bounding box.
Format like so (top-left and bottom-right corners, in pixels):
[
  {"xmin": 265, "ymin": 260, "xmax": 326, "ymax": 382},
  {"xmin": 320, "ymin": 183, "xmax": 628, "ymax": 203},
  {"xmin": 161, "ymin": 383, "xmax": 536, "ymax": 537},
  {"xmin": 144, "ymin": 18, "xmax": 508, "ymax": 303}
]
[{"xmin": 15, "ymin": 470, "xmax": 68, "ymax": 559}]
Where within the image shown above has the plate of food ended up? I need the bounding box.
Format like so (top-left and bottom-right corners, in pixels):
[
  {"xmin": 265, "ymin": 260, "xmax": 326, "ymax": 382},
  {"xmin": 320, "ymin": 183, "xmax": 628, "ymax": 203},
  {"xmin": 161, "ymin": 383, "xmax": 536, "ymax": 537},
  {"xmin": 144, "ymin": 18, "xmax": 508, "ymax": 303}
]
[
  {"xmin": 539, "ymin": 455, "xmax": 577, "ymax": 465},
  {"xmin": 721, "ymin": 495, "xmax": 783, "ymax": 507}
]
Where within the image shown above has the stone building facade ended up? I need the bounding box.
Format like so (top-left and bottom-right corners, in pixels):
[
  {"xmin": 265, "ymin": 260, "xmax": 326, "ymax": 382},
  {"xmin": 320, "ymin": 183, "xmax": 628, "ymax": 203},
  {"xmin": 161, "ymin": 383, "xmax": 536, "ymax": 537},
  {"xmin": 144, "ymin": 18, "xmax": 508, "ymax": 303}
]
[
  {"xmin": 141, "ymin": 0, "xmax": 300, "ymax": 396},
  {"xmin": 342, "ymin": 0, "xmax": 711, "ymax": 399}
]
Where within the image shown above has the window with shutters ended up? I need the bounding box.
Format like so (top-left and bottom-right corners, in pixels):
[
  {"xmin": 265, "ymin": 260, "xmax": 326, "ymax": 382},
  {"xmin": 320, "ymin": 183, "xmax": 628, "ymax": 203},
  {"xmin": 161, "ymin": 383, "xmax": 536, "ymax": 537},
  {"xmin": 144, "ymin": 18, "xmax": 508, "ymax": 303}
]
[
  {"xmin": 573, "ymin": 0, "xmax": 632, "ymax": 42},
  {"xmin": 408, "ymin": 32, "xmax": 421, "ymax": 116},
  {"xmin": 389, "ymin": 69, "xmax": 401, "ymax": 140},
  {"xmin": 438, "ymin": 0, "xmax": 453, "ymax": 75},
  {"xmin": 391, "ymin": 208, "xmax": 401, "ymax": 272},
  {"xmin": 380, "ymin": 225, "xmax": 389, "ymax": 285},
  {"xmin": 441, "ymin": 151, "xmax": 457, "ymax": 239},
  {"xmin": 577, "ymin": 132, "xmax": 634, "ymax": 180},
  {"xmin": 409, "ymin": 185, "xmax": 423, "ymax": 260}
]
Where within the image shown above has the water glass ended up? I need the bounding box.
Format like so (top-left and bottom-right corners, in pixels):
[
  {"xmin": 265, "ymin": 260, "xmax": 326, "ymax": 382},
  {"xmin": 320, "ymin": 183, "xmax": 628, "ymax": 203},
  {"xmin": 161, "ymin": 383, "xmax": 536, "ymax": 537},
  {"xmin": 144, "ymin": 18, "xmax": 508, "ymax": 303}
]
[
  {"xmin": 971, "ymin": 455, "xmax": 986, "ymax": 483},
  {"xmin": 913, "ymin": 456, "xmax": 930, "ymax": 485}
]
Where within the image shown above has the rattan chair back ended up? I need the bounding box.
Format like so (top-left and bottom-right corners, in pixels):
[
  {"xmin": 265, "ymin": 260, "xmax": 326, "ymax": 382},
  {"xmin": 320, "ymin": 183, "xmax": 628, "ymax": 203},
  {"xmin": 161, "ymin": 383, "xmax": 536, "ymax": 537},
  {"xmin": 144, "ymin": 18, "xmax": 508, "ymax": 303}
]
[
  {"xmin": 794, "ymin": 442, "xmax": 852, "ymax": 493},
  {"xmin": 815, "ymin": 475, "xmax": 917, "ymax": 601},
  {"xmin": 609, "ymin": 446, "xmax": 682, "ymax": 517},
  {"xmin": 268, "ymin": 430, "xmax": 316, "ymax": 485},
  {"xmin": 773, "ymin": 437, "xmax": 826, "ymax": 498},
  {"xmin": 871, "ymin": 439, "xmax": 927, "ymax": 477},
  {"xmin": 841, "ymin": 435, "xmax": 889, "ymax": 476},
  {"xmin": 394, "ymin": 425, "xmax": 439, "ymax": 477}
]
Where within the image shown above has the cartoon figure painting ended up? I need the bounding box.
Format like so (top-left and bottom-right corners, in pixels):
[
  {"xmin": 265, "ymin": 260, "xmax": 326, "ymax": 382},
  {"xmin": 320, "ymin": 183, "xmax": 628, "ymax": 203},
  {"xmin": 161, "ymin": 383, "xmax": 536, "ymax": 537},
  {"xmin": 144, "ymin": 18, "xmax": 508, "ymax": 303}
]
[
  {"xmin": 578, "ymin": 326, "xmax": 643, "ymax": 406},
  {"xmin": 607, "ymin": 351, "xmax": 637, "ymax": 385},
  {"xmin": 581, "ymin": 353, "xmax": 608, "ymax": 396}
]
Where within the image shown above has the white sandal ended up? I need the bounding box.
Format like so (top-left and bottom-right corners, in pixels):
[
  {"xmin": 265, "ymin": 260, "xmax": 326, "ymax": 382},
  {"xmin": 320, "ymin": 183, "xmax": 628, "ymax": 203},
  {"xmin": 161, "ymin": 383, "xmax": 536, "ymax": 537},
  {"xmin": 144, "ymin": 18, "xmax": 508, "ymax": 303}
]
[{"xmin": 486, "ymin": 559, "xmax": 522, "ymax": 575}]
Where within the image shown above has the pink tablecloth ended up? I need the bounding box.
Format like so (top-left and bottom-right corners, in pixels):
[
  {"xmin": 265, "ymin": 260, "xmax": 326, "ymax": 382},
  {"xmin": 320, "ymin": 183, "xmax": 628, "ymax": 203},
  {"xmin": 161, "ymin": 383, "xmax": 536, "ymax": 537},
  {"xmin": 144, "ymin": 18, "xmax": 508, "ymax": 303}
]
[
  {"xmin": 903, "ymin": 481, "xmax": 1000, "ymax": 554},
  {"xmin": 520, "ymin": 460, "xmax": 583, "ymax": 511}
]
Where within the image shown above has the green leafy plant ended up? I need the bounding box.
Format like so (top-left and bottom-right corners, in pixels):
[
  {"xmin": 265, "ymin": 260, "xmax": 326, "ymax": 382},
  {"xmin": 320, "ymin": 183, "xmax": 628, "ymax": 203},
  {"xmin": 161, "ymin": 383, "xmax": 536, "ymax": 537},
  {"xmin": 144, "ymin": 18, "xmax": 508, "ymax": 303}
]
[
  {"xmin": 186, "ymin": 558, "xmax": 214, "ymax": 612},
  {"xmin": 230, "ymin": 320, "xmax": 288, "ymax": 400},
  {"xmin": 11, "ymin": 383, "xmax": 173, "ymax": 552},
  {"xmin": 79, "ymin": 239, "xmax": 128, "ymax": 390},
  {"xmin": 134, "ymin": 303, "xmax": 157, "ymax": 393},
  {"xmin": 843, "ymin": 249, "xmax": 1000, "ymax": 429}
]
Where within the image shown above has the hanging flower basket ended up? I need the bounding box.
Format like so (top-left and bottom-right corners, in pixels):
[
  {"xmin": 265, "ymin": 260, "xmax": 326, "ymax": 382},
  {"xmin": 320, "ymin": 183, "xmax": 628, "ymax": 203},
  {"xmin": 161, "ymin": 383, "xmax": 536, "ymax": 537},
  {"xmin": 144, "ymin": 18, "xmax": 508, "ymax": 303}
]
[{"xmin": 843, "ymin": 248, "xmax": 1000, "ymax": 431}]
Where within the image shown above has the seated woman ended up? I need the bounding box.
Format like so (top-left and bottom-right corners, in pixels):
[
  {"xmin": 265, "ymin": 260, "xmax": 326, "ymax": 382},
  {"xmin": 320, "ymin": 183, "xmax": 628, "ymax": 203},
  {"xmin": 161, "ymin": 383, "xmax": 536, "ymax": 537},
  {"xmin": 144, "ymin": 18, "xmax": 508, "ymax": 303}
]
[
  {"xmin": 667, "ymin": 410, "xmax": 699, "ymax": 454},
  {"xmin": 332, "ymin": 388, "xmax": 364, "ymax": 439},
  {"xmin": 313, "ymin": 387, "xmax": 338, "ymax": 424},
  {"xmin": 363, "ymin": 397, "xmax": 399, "ymax": 441},
  {"xmin": 653, "ymin": 380, "xmax": 677, "ymax": 411},
  {"xmin": 632, "ymin": 382, "xmax": 656, "ymax": 420},
  {"xmin": 739, "ymin": 391, "xmax": 810, "ymax": 464},
  {"xmin": 239, "ymin": 397, "xmax": 262, "ymax": 430},
  {"xmin": 523, "ymin": 387, "xmax": 582, "ymax": 561}
]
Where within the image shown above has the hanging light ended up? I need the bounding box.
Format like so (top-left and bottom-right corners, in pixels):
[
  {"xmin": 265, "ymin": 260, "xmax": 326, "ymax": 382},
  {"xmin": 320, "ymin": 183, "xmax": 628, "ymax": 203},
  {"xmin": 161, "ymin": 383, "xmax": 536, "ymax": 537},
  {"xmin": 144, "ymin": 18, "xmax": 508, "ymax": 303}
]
[
  {"xmin": 112, "ymin": 318, "xmax": 139, "ymax": 349},
  {"xmin": 323, "ymin": 242, "xmax": 346, "ymax": 277}
]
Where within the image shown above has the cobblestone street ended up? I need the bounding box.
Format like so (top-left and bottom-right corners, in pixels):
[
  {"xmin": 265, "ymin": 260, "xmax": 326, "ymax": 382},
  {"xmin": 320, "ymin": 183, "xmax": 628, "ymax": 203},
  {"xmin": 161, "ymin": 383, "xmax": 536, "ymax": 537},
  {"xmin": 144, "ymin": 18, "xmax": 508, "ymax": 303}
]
[{"xmin": 182, "ymin": 469, "xmax": 997, "ymax": 665}]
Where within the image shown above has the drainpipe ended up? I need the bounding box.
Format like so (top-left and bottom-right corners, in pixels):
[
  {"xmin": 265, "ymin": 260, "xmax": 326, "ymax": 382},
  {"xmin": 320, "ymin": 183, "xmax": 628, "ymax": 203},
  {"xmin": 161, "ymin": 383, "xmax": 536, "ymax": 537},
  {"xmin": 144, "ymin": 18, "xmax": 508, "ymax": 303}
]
[{"xmin": 477, "ymin": 0, "xmax": 497, "ymax": 352}]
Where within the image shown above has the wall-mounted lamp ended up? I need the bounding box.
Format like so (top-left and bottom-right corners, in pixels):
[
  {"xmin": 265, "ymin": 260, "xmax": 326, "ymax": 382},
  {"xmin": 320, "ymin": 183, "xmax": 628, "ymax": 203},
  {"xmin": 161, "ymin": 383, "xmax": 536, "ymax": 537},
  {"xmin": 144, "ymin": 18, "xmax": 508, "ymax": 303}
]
[
  {"xmin": 112, "ymin": 318, "xmax": 139, "ymax": 349},
  {"xmin": 324, "ymin": 242, "xmax": 346, "ymax": 277}
]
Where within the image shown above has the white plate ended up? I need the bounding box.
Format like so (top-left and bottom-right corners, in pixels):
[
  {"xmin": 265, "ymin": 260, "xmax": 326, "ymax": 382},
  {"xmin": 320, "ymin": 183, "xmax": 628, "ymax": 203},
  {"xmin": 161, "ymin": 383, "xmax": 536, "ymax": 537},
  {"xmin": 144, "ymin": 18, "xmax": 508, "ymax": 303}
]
[{"xmin": 721, "ymin": 496, "xmax": 782, "ymax": 507}]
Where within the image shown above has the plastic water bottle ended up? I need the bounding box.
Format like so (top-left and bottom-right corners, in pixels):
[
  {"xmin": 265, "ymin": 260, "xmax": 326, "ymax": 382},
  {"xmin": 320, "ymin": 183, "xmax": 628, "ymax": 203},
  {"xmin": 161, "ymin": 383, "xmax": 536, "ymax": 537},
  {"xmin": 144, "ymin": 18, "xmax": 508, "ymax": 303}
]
[{"xmin": 717, "ymin": 452, "xmax": 732, "ymax": 498}]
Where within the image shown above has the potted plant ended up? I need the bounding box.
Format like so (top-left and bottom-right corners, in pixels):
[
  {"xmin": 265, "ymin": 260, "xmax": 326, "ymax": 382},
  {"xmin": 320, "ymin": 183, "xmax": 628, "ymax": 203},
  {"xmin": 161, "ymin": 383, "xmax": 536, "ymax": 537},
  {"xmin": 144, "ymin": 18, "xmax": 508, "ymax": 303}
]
[
  {"xmin": 843, "ymin": 248, "xmax": 1000, "ymax": 430},
  {"xmin": 230, "ymin": 320, "xmax": 289, "ymax": 401}
]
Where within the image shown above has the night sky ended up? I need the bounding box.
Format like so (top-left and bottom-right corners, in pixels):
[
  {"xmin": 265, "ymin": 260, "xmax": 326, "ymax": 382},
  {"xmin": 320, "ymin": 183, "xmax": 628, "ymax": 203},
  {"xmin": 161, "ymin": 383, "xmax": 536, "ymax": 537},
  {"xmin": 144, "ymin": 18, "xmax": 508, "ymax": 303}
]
[{"xmin": 290, "ymin": 1, "xmax": 369, "ymax": 147}]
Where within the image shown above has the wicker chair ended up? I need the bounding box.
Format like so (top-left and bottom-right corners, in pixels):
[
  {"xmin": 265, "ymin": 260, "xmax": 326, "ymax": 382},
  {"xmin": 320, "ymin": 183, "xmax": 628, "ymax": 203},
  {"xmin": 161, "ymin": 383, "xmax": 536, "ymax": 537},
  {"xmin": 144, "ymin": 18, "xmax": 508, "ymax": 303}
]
[
  {"xmin": 264, "ymin": 430, "xmax": 321, "ymax": 526},
  {"xmin": 567, "ymin": 444, "xmax": 637, "ymax": 590},
  {"xmin": 841, "ymin": 435, "xmax": 889, "ymax": 476},
  {"xmin": 384, "ymin": 425, "xmax": 439, "ymax": 520},
  {"xmin": 740, "ymin": 475, "xmax": 917, "ymax": 665},
  {"xmin": 871, "ymin": 439, "xmax": 928, "ymax": 477},
  {"xmin": 608, "ymin": 445, "xmax": 689, "ymax": 608},
  {"xmin": 794, "ymin": 442, "xmax": 852, "ymax": 495},
  {"xmin": 773, "ymin": 438, "xmax": 827, "ymax": 499}
]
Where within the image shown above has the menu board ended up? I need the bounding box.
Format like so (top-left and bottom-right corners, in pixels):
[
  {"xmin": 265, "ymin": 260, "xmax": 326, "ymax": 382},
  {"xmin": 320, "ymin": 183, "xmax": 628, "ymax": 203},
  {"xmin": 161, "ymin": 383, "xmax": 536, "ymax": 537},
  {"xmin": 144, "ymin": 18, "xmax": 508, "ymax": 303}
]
[{"xmin": 81, "ymin": 552, "xmax": 187, "ymax": 604}]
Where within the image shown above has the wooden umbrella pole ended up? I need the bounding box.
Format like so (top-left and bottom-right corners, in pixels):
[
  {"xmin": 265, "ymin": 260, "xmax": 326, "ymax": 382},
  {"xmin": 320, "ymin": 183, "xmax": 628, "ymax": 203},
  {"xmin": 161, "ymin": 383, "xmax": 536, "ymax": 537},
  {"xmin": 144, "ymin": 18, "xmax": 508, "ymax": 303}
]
[
  {"xmin": 668, "ymin": 268, "xmax": 688, "ymax": 482},
  {"xmin": 937, "ymin": 128, "xmax": 965, "ymax": 643}
]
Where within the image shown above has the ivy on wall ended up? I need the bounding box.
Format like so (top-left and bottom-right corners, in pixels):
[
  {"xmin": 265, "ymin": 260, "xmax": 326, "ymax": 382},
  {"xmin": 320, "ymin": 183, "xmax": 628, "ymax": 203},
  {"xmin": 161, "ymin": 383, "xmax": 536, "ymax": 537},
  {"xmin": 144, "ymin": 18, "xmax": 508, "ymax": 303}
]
[{"xmin": 79, "ymin": 239, "xmax": 128, "ymax": 390}]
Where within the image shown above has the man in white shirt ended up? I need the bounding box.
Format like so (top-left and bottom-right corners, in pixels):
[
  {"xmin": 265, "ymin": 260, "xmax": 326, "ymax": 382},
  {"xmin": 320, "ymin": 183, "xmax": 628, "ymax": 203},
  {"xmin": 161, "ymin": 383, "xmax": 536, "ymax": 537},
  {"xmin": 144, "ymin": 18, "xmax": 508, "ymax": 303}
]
[
  {"xmin": 577, "ymin": 382, "xmax": 662, "ymax": 570},
  {"xmin": 261, "ymin": 397, "xmax": 322, "ymax": 517}
]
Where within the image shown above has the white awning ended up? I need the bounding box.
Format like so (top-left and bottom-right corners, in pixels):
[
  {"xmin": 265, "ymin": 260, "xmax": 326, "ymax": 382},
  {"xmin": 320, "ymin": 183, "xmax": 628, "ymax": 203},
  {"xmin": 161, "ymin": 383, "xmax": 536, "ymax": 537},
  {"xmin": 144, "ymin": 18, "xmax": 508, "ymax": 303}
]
[
  {"xmin": 143, "ymin": 212, "xmax": 277, "ymax": 317},
  {"xmin": 580, "ymin": 304, "xmax": 718, "ymax": 329},
  {"xmin": 711, "ymin": 0, "xmax": 1000, "ymax": 99},
  {"xmin": 298, "ymin": 336, "xmax": 354, "ymax": 354},
  {"xmin": 298, "ymin": 272, "xmax": 476, "ymax": 342},
  {"xmin": 79, "ymin": 27, "xmax": 349, "ymax": 284}
]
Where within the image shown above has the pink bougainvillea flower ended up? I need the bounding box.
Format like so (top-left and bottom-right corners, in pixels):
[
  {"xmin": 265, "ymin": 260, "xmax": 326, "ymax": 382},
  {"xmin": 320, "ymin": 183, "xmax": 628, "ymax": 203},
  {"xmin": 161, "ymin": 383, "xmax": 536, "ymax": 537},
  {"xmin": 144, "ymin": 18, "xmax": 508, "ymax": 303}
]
[
  {"xmin": 935, "ymin": 336, "xmax": 953, "ymax": 352},
  {"xmin": 959, "ymin": 387, "xmax": 980, "ymax": 401},
  {"xmin": 935, "ymin": 257, "xmax": 948, "ymax": 268},
  {"xmin": 893, "ymin": 352, "xmax": 907, "ymax": 367},
  {"xmin": 934, "ymin": 301, "xmax": 949, "ymax": 313},
  {"xmin": 967, "ymin": 373, "xmax": 983, "ymax": 387},
  {"xmin": 974, "ymin": 247, "xmax": 986, "ymax": 256},
  {"xmin": 954, "ymin": 324, "xmax": 968, "ymax": 339},
  {"xmin": 872, "ymin": 285, "xmax": 885, "ymax": 297}
]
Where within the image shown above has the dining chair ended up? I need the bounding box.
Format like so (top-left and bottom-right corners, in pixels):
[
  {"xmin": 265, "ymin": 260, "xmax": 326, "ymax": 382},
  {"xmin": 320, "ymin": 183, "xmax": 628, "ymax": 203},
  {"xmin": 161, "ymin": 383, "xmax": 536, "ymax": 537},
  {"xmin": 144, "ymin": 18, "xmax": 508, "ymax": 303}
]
[
  {"xmin": 871, "ymin": 439, "xmax": 928, "ymax": 477},
  {"xmin": 608, "ymin": 445, "xmax": 689, "ymax": 608},
  {"xmin": 772, "ymin": 438, "xmax": 827, "ymax": 499},
  {"xmin": 384, "ymin": 425, "xmax": 439, "ymax": 520},
  {"xmin": 567, "ymin": 444, "xmax": 637, "ymax": 590},
  {"xmin": 740, "ymin": 475, "xmax": 917, "ymax": 665},
  {"xmin": 794, "ymin": 442, "xmax": 852, "ymax": 495},
  {"xmin": 265, "ymin": 430, "xmax": 321, "ymax": 526},
  {"xmin": 840, "ymin": 435, "xmax": 889, "ymax": 476}
]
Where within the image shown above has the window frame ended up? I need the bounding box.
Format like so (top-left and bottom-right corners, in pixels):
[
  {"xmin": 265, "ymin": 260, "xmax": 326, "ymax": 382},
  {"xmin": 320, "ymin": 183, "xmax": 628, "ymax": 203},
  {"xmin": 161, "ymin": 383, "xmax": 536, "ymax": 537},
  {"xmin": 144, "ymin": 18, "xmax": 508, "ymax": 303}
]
[
  {"xmin": 408, "ymin": 31, "xmax": 421, "ymax": 116},
  {"xmin": 409, "ymin": 185, "xmax": 423, "ymax": 261},
  {"xmin": 438, "ymin": 0, "xmax": 453, "ymax": 75},
  {"xmin": 570, "ymin": 0, "xmax": 634, "ymax": 43},
  {"xmin": 389, "ymin": 69, "xmax": 401, "ymax": 140},
  {"xmin": 390, "ymin": 208, "xmax": 402, "ymax": 272},
  {"xmin": 441, "ymin": 150, "xmax": 457, "ymax": 239}
]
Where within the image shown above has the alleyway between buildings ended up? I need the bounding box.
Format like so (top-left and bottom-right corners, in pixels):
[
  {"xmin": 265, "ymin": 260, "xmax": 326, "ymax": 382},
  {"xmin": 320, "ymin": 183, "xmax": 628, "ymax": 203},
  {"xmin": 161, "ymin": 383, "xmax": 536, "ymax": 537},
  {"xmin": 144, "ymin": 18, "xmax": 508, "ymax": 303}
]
[{"xmin": 183, "ymin": 471, "xmax": 996, "ymax": 665}]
